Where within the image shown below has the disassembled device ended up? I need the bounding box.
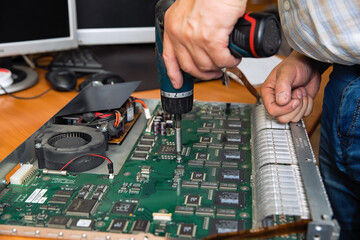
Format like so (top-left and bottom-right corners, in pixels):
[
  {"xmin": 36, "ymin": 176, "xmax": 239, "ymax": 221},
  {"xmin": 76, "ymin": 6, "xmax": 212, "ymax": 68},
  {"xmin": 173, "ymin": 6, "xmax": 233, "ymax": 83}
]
[{"xmin": 0, "ymin": 82, "xmax": 338, "ymax": 239}]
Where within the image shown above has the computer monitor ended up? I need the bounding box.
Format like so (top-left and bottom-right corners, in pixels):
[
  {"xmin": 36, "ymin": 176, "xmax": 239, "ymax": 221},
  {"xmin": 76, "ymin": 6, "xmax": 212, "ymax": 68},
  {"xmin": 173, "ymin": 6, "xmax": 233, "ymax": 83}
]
[
  {"xmin": 0, "ymin": 0, "xmax": 77, "ymax": 94},
  {"xmin": 76, "ymin": 0, "xmax": 158, "ymax": 45}
]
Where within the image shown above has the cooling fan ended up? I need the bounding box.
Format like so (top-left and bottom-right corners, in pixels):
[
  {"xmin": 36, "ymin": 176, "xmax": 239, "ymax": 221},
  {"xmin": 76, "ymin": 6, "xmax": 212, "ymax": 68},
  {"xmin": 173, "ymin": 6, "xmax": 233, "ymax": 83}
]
[{"xmin": 35, "ymin": 125, "xmax": 108, "ymax": 172}]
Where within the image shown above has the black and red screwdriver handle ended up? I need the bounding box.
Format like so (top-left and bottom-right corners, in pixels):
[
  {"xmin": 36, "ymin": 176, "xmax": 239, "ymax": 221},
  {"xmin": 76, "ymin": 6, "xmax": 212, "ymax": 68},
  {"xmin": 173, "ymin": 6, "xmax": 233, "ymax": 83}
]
[{"xmin": 229, "ymin": 12, "xmax": 282, "ymax": 58}]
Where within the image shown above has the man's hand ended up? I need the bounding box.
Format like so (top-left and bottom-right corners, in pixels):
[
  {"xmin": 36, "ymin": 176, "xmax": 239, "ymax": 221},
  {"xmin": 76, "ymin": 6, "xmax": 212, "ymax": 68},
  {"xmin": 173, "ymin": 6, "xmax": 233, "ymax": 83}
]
[
  {"xmin": 261, "ymin": 51, "xmax": 322, "ymax": 123},
  {"xmin": 163, "ymin": 0, "xmax": 247, "ymax": 89}
]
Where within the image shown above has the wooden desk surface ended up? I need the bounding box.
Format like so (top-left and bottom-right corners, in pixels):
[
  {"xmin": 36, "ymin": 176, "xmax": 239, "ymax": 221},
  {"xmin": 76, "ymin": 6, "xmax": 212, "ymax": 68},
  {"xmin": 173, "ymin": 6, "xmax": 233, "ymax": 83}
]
[{"xmin": 0, "ymin": 68, "xmax": 330, "ymax": 161}]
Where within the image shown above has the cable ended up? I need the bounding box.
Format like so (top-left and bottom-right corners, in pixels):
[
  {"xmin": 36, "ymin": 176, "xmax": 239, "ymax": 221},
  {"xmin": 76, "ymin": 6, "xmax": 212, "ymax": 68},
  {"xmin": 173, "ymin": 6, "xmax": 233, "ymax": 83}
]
[
  {"xmin": 0, "ymin": 85, "xmax": 54, "ymax": 100},
  {"xmin": 226, "ymin": 67, "xmax": 261, "ymax": 102},
  {"xmin": 59, "ymin": 153, "xmax": 114, "ymax": 179},
  {"xmin": 133, "ymin": 98, "xmax": 151, "ymax": 119}
]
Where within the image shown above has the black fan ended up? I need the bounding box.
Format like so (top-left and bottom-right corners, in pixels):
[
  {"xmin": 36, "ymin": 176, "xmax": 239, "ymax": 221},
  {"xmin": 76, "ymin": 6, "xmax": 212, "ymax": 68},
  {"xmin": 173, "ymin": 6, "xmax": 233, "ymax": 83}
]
[{"xmin": 35, "ymin": 125, "xmax": 108, "ymax": 172}]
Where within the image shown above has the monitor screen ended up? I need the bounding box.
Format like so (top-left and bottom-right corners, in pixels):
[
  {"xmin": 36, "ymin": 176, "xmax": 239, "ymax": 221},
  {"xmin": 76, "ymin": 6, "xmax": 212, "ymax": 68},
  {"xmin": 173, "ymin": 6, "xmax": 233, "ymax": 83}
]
[
  {"xmin": 0, "ymin": 0, "xmax": 78, "ymax": 58},
  {"xmin": 76, "ymin": 0, "xmax": 159, "ymax": 45}
]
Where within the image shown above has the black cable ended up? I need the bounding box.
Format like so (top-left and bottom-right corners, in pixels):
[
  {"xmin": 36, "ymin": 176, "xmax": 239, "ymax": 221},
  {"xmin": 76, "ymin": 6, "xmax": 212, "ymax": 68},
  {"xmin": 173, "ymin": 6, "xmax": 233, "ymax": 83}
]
[{"xmin": 0, "ymin": 85, "xmax": 54, "ymax": 100}]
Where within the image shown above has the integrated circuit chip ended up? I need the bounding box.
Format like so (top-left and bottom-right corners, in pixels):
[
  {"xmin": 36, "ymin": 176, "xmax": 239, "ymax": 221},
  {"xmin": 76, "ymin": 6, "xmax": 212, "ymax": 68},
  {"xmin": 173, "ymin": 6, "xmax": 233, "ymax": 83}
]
[
  {"xmin": 219, "ymin": 150, "xmax": 245, "ymax": 162},
  {"xmin": 190, "ymin": 172, "xmax": 206, "ymax": 181},
  {"xmin": 131, "ymin": 219, "xmax": 150, "ymax": 233},
  {"xmin": 177, "ymin": 223, "xmax": 196, "ymax": 238},
  {"xmin": 175, "ymin": 206, "xmax": 194, "ymax": 215},
  {"xmin": 203, "ymin": 122, "xmax": 215, "ymax": 128},
  {"xmin": 158, "ymin": 145, "xmax": 176, "ymax": 154},
  {"xmin": 217, "ymin": 169, "xmax": 245, "ymax": 183},
  {"xmin": 111, "ymin": 202, "xmax": 136, "ymax": 215},
  {"xmin": 185, "ymin": 195, "xmax": 202, "ymax": 206},
  {"xmin": 196, "ymin": 207, "xmax": 215, "ymax": 217},
  {"xmin": 54, "ymin": 190, "xmax": 74, "ymax": 198},
  {"xmin": 134, "ymin": 146, "xmax": 151, "ymax": 153},
  {"xmin": 222, "ymin": 134, "xmax": 244, "ymax": 144},
  {"xmin": 48, "ymin": 216, "xmax": 71, "ymax": 229},
  {"xmin": 66, "ymin": 199, "xmax": 98, "ymax": 217},
  {"xmin": 131, "ymin": 152, "xmax": 148, "ymax": 161},
  {"xmin": 200, "ymin": 136, "xmax": 212, "ymax": 143},
  {"xmin": 214, "ymin": 191, "xmax": 244, "ymax": 208},
  {"xmin": 216, "ymin": 208, "xmax": 236, "ymax": 218},
  {"xmin": 49, "ymin": 196, "xmax": 69, "ymax": 205},
  {"xmin": 225, "ymin": 120, "xmax": 245, "ymax": 129},
  {"xmin": 70, "ymin": 218, "xmax": 95, "ymax": 230},
  {"xmin": 196, "ymin": 153, "xmax": 209, "ymax": 161},
  {"xmin": 210, "ymin": 219, "xmax": 245, "ymax": 234},
  {"xmin": 109, "ymin": 219, "xmax": 128, "ymax": 233}
]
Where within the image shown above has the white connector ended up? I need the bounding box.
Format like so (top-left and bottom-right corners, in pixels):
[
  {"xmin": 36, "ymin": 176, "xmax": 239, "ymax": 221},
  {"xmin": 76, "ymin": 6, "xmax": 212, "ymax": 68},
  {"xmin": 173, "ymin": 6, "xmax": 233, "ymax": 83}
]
[
  {"xmin": 144, "ymin": 108, "xmax": 151, "ymax": 119},
  {"xmin": 10, "ymin": 164, "xmax": 36, "ymax": 185}
]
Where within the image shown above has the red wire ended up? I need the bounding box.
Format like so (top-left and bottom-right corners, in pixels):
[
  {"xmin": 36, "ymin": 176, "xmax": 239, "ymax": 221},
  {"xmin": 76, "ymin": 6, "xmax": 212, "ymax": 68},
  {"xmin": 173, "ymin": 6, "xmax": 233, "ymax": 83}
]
[
  {"xmin": 133, "ymin": 99, "xmax": 148, "ymax": 109},
  {"xmin": 60, "ymin": 154, "xmax": 112, "ymax": 171}
]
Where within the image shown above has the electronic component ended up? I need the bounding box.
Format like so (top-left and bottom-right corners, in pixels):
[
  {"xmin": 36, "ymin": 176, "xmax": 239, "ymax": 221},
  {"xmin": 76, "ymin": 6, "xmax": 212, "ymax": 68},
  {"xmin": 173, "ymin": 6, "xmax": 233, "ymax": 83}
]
[
  {"xmin": 200, "ymin": 136, "xmax": 212, "ymax": 143},
  {"xmin": 158, "ymin": 145, "xmax": 176, "ymax": 154},
  {"xmin": 188, "ymin": 160, "xmax": 204, "ymax": 167},
  {"xmin": 201, "ymin": 182, "xmax": 218, "ymax": 190},
  {"xmin": 91, "ymin": 191, "xmax": 103, "ymax": 200},
  {"xmin": 219, "ymin": 183, "xmax": 238, "ymax": 191},
  {"xmin": 177, "ymin": 223, "xmax": 196, "ymax": 238},
  {"xmin": 175, "ymin": 206, "xmax": 194, "ymax": 215},
  {"xmin": 131, "ymin": 219, "xmax": 150, "ymax": 233},
  {"xmin": 54, "ymin": 190, "xmax": 74, "ymax": 198},
  {"xmin": 225, "ymin": 120, "xmax": 245, "ymax": 129},
  {"xmin": 181, "ymin": 181, "xmax": 199, "ymax": 189},
  {"xmin": 10, "ymin": 164, "xmax": 36, "ymax": 185},
  {"xmin": 219, "ymin": 150, "xmax": 245, "ymax": 162},
  {"xmin": 203, "ymin": 122, "xmax": 215, "ymax": 128},
  {"xmin": 195, "ymin": 153, "xmax": 209, "ymax": 161},
  {"xmin": 82, "ymin": 184, "xmax": 94, "ymax": 192},
  {"xmin": 210, "ymin": 219, "xmax": 245, "ymax": 234},
  {"xmin": 77, "ymin": 190, "xmax": 89, "ymax": 199},
  {"xmin": 48, "ymin": 216, "xmax": 72, "ymax": 229},
  {"xmin": 184, "ymin": 195, "xmax": 202, "ymax": 206},
  {"xmin": 134, "ymin": 146, "xmax": 151, "ymax": 154},
  {"xmin": 109, "ymin": 219, "xmax": 129, "ymax": 233},
  {"xmin": 196, "ymin": 207, "xmax": 215, "ymax": 217},
  {"xmin": 205, "ymin": 161, "xmax": 221, "ymax": 168},
  {"xmin": 96, "ymin": 184, "xmax": 108, "ymax": 192},
  {"xmin": 111, "ymin": 202, "xmax": 136, "ymax": 215},
  {"xmin": 214, "ymin": 191, "xmax": 245, "ymax": 209},
  {"xmin": 138, "ymin": 140, "xmax": 154, "ymax": 147},
  {"xmin": 131, "ymin": 152, "xmax": 148, "ymax": 161},
  {"xmin": 222, "ymin": 134, "xmax": 244, "ymax": 144},
  {"xmin": 70, "ymin": 219, "xmax": 95, "ymax": 230},
  {"xmin": 152, "ymin": 212, "xmax": 172, "ymax": 221},
  {"xmin": 190, "ymin": 172, "xmax": 206, "ymax": 181},
  {"xmin": 217, "ymin": 169, "xmax": 245, "ymax": 183},
  {"xmin": 48, "ymin": 196, "xmax": 69, "ymax": 205},
  {"xmin": 216, "ymin": 208, "xmax": 236, "ymax": 218},
  {"xmin": 66, "ymin": 199, "xmax": 98, "ymax": 217}
]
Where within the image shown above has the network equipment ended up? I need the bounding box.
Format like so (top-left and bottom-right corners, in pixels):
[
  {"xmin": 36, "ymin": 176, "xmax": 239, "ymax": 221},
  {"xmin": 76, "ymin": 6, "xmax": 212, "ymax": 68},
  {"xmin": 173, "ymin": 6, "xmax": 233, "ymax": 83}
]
[
  {"xmin": 0, "ymin": 0, "xmax": 77, "ymax": 94},
  {"xmin": 0, "ymin": 83, "xmax": 339, "ymax": 239}
]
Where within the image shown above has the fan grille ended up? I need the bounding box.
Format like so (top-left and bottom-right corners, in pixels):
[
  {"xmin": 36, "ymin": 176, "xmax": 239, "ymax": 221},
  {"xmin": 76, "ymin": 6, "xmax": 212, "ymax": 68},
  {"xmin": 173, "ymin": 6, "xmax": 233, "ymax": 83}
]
[{"xmin": 48, "ymin": 132, "xmax": 92, "ymax": 148}]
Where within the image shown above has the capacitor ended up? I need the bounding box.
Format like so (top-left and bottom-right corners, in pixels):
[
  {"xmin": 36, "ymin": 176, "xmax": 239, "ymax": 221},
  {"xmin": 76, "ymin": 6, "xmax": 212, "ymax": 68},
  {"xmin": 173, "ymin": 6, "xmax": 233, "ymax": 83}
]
[
  {"xmin": 160, "ymin": 122, "xmax": 166, "ymax": 136},
  {"xmin": 153, "ymin": 120, "xmax": 160, "ymax": 135}
]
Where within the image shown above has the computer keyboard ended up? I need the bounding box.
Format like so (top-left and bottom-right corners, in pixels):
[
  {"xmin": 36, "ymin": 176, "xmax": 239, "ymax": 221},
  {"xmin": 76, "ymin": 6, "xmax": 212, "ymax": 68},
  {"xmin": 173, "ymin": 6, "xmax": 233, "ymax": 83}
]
[{"xmin": 50, "ymin": 48, "xmax": 103, "ymax": 73}]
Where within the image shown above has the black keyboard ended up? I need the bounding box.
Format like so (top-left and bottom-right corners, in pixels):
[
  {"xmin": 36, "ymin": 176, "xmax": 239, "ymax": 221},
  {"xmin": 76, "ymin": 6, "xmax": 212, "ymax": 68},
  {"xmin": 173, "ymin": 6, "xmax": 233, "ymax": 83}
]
[{"xmin": 50, "ymin": 49, "xmax": 103, "ymax": 73}]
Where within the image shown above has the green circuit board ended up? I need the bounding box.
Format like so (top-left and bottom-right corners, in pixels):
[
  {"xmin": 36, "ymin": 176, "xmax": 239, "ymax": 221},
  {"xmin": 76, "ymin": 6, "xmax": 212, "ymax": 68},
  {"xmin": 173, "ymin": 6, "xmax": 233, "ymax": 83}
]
[{"xmin": 0, "ymin": 102, "xmax": 304, "ymax": 239}]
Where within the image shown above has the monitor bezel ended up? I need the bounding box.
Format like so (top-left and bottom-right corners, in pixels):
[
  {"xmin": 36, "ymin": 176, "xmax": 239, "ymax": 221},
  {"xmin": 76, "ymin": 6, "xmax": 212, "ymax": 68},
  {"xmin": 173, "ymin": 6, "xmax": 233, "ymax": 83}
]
[
  {"xmin": 77, "ymin": 27, "xmax": 155, "ymax": 45},
  {"xmin": 0, "ymin": 0, "xmax": 78, "ymax": 58}
]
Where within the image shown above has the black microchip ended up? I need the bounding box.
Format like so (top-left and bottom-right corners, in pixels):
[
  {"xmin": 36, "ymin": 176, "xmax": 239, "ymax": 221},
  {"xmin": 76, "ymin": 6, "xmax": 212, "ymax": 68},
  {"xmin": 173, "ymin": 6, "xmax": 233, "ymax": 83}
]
[
  {"xmin": 77, "ymin": 190, "xmax": 89, "ymax": 199},
  {"xmin": 82, "ymin": 184, "xmax": 94, "ymax": 191},
  {"xmin": 91, "ymin": 191, "xmax": 103, "ymax": 200},
  {"xmin": 158, "ymin": 145, "xmax": 176, "ymax": 154},
  {"xmin": 49, "ymin": 196, "xmax": 69, "ymax": 204},
  {"xmin": 185, "ymin": 195, "xmax": 202, "ymax": 206},
  {"xmin": 66, "ymin": 199, "xmax": 98, "ymax": 217},
  {"xmin": 97, "ymin": 184, "xmax": 108, "ymax": 192},
  {"xmin": 70, "ymin": 218, "xmax": 95, "ymax": 230},
  {"xmin": 131, "ymin": 152, "xmax": 148, "ymax": 161},
  {"xmin": 48, "ymin": 216, "xmax": 71, "ymax": 229},
  {"xmin": 131, "ymin": 219, "xmax": 150, "ymax": 233},
  {"xmin": 225, "ymin": 120, "xmax": 246, "ymax": 129},
  {"xmin": 135, "ymin": 146, "xmax": 151, "ymax": 153},
  {"xmin": 222, "ymin": 134, "xmax": 244, "ymax": 144},
  {"xmin": 214, "ymin": 191, "xmax": 244, "ymax": 208},
  {"xmin": 210, "ymin": 219, "xmax": 245, "ymax": 234},
  {"xmin": 54, "ymin": 190, "xmax": 74, "ymax": 198},
  {"xmin": 178, "ymin": 223, "xmax": 196, "ymax": 237},
  {"xmin": 219, "ymin": 150, "xmax": 245, "ymax": 162},
  {"xmin": 191, "ymin": 172, "xmax": 206, "ymax": 181},
  {"xmin": 203, "ymin": 122, "xmax": 215, "ymax": 128},
  {"xmin": 217, "ymin": 169, "xmax": 245, "ymax": 183},
  {"xmin": 141, "ymin": 135, "xmax": 156, "ymax": 141},
  {"xmin": 200, "ymin": 136, "xmax": 212, "ymax": 143},
  {"xmin": 109, "ymin": 219, "xmax": 128, "ymax": 232},
  {"xmin": 196, "ymin": 152, "xmax": 209, "ymax": 160},
  {"xmin": 111, "ymin": 202, "xmax": 136, "ymax": 215}
]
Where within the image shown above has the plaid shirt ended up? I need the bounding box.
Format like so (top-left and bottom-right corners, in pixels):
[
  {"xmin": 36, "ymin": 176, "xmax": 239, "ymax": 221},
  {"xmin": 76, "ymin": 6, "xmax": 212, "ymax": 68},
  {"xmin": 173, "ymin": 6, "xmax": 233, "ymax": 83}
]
[{"xmin": 278, "ymin": 0, "xmax": 360, "ymax": 65}]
